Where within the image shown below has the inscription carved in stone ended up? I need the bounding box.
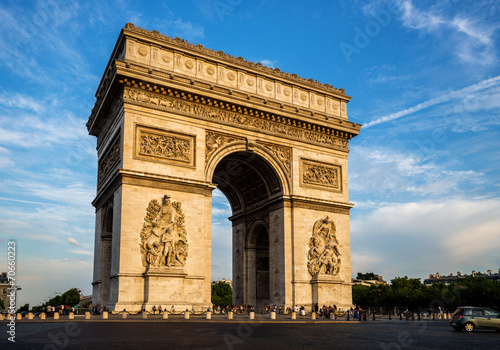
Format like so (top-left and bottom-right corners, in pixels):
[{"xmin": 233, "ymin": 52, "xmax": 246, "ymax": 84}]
[
  {"xmin": 124, "ymin": 86, "xmax": 349, "ymax": 150},
  {"xmin": 140, "ymin": 195, "xmax": 189, "ymax": 268},
  {"xmin": 98, "ymin": 133, "xmax": 120, "ymax": 186},
  {"xmin": 307, "ymin": 216, "xmax": 341, "ymax": 277},
  {"xmin": 301, "ymin": 159, "xmax": 341, "ymax": 191},
  {"xmin": 135, "ymin": 125, "xmax": 195, "ymax": 166}
]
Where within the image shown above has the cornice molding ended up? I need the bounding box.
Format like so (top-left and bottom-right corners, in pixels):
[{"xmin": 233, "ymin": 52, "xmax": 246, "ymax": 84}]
[{"xmin": 123, "ymin": 22, "xmax": 347, "ymax": 96}]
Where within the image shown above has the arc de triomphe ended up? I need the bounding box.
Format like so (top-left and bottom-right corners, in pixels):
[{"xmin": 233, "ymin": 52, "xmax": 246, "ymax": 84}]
[{"xmin": 88, "ymin": 23, "xmax": 361, "ymax": 312}]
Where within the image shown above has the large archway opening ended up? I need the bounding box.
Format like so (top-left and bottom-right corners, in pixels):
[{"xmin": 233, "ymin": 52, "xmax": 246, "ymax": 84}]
[{"xmin": 211, "ymin": 150, "xmax": 283, "ymax": 308}]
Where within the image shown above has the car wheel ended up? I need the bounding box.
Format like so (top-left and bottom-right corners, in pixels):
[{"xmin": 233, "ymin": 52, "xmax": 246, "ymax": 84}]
[{"xmin": 464, "ymin": 322, "xmax": 474, "ymax": 332}]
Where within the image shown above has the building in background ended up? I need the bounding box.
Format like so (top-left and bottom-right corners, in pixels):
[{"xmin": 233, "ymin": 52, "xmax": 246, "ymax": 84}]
[{"xmin": 424, "ymin": 269, "xmax": 500, "ymax": 286}]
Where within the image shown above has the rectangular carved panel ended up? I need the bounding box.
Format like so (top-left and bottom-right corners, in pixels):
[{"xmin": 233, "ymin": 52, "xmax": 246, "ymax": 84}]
[
  {"xmin": 300, "ymin": 159, "xmax": 342, "ymax": 192},
  {"xmin": 97, "ymin": 131, "xmax": 121, "ymax": 187},
  {"xmin": 134, "ymin": 125, "xmax": 195, "ymax": 167}
]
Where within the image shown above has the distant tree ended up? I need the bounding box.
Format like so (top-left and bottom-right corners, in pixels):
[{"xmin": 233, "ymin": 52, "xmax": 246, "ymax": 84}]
[
  {"xmin": 17, "ymin": 303, "xmax": 29, "ymax": 313},
  {"xmin": 62, "ymin": 288, "xmax": 81, "ymax": 306},
  {"xmin": 356, "ymin": 272, "xmax": 377, "ymax": 280},
  {"xmin": 211, "ymin": 282, "xmax": 232, "ymax": 307}
]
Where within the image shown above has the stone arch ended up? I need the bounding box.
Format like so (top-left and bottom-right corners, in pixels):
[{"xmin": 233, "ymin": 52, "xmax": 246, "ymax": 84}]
[{"xmin": 205, "ymin": 141, "xmax": 291, "ymax": 198}]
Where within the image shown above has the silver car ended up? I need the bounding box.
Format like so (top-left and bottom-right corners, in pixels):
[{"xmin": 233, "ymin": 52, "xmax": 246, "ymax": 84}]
[{"xmin": 450, "ymin": 307, "xmax": 500, "ymax": 332}]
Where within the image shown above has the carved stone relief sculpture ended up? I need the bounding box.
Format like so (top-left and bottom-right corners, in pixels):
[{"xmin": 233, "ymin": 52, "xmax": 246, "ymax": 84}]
[
  {"xmin": 307, "ymin": 216, "xmax": 341, "ymax": 277},
  {"xmin": 140, "ymin": 195, "xmax": 189, "ymax": 268}
]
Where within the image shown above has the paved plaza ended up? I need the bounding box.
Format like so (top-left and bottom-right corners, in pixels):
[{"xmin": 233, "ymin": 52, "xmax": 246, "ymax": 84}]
[{"xmin": 3, "ymin": 315, "xmax": 499, "ymax": 349}]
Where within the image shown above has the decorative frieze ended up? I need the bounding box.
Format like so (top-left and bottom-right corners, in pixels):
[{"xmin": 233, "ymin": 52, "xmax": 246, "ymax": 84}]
[
  {"xmin": 258, "ymin": 142, "xmax": 291, "ymax": 178},
  {"xmin": 135, "ymin": 124, "xmax": 195, "ymax": 167},
  {"xmin": 308, "ymin": 216, "xmax": 341, "ymax": 277},
  {"xmin": 140, "ymin": 195, "xmax": 189, "ymax": 268},
  {"xmin": 97, "ymin": 132, "xmax": 121, "ymax": 186},
  {"xmin": 124, "ymin": 86, "xmax": 350, "ymax": 150},
  {"xmin": 300, "ymin": 159, "xmax": 342, "ymax": 192},
  {"xmin": 205, "ymin": 131, "xmax": 244, "ymax": 161}
]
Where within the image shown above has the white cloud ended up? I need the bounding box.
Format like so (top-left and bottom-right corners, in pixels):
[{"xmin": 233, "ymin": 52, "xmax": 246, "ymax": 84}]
[
  {"xmin": 351, "ymin": 198, "xmax": 500, "ymax": 280},
  {"xmin": 349, "ymin": 145, "xmax": 483, "ymax": 196},
  {"xmin": 397, "ymin": 0, "xmax": 498, "ymax": 65},
  {"xmin": 364, "ymin": 75, "xmax": 500, "ymax": 128},
  {"xmin": 68, "ymin": 237, "xmax": 82, "ymax": 247},
  {"xmin": 260, "ymin": 59, "xmax": 278, "ymax": 68}
]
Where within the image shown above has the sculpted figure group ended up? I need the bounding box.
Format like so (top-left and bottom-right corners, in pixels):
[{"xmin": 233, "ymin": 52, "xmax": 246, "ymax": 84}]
[
  {"xmin": 140, "ymin": 195, "xmax": 189, "ymax": 268},
  {"xmin": 308, "ymin": 216, "xmax": 341, "ymax": 276}
]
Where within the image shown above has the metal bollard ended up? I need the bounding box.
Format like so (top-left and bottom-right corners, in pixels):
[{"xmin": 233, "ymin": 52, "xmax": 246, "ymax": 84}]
[
  {"xmin": 372, "ymin": 312, "xmax": 375, "ymax": 321},
  {"xmin": 347, "ymin": 312, "xmax": 350, "ymax": 321},
  {"xmin": 418, "ymin": 313, "xmax": 420, "ymax": 321},
  {"xmin": 400, "ymin": 313, "xmax": 402, "ymax": 321},
  {"xmin": 389, "ymin": 313, "xmax": 391, "ymax": 320}
]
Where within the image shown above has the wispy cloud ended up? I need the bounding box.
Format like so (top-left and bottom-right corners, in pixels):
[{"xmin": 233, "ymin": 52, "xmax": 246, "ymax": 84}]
[
  {"xmin": 68, "ymin": 237, "xmax": 82, "ymax": 247},
  {"xmin": 398, "ymin": 0, "xmax": 498, "ymax": 65},
  {"xmin": 364, "ymin": 75, "xmax": 500, "ymax": 128}
]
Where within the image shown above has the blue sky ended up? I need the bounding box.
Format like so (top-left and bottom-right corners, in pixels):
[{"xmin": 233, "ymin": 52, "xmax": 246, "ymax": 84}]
[{"xmin": 0, "ymin": 0, "xmax": 499, "ymax": 308}]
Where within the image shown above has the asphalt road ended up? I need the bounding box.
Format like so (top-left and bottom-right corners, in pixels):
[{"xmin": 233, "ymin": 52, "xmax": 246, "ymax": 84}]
[{"xmin": 2, "ymin": 318, "xmax": 499, "ymax": 349}]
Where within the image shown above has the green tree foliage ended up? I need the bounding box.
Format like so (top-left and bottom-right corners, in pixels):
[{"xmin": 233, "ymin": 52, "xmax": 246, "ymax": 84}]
[
  {"xmin": 356, "ymin": 272, "xmax": 377, "ymax": 280},
  {"xmin": 16, "ymin": 303, "xmax": 29, "ymax": 313},
  {"xmin": 211, "ymin": 282, "xmax": 232, "ymax": 307},
  {"xmin": 352, "ymin": 275, "xmax": 500, "ymax": 312},
  {"xmin": 43, "ymin": 288, "xmax": 81, "ymax": 307}
]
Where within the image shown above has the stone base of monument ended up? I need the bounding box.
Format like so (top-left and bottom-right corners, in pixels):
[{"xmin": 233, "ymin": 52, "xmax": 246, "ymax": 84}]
[{"xmin": 311, "ymin": 274, "xmax": 350, "ymax": 310}]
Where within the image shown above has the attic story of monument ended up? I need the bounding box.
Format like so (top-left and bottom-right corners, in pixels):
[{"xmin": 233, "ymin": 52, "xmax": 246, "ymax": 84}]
[{"xmin": 87, "ymin": 23, "xmax": 361, "ymax": 312}]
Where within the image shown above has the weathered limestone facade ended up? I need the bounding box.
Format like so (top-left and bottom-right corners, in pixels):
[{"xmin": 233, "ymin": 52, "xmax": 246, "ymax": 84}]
[{"xmin": 88, "ymin": 23, "xmax": 361, "ymax": 312}]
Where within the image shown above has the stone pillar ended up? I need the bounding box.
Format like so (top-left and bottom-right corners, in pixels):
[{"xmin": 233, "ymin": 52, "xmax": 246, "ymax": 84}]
[
  {"xmin": 16, "ymin": 313, "xmax": 22, "ymax": 320},
  {"xmin": 40, "ymin": 313, "xmax": 46, "ymax": 320},
  {"xmin": 291, "ymin": 312, "xmax": 296, "ymax": 320},
  {"xmin": 85, "ymin": 312, "xmax": 91, "ymax": 320},
  {"xmin": 28, "ymin": 313, "xmax": 34, "ymax": 320},
  {"xmin": 122, "ymin": 312, "xmax": 127, "ymax": 319},
  {"xmin": 249, "ymin": 311, "xmax": 255, "ymax": 320},
  {"xmin": 206, "ymin": 311, "xmax": 211, "ymax": 320},
  {"xmin": 162, "ymin": 311, "xmax": 168, "ymax": 319},
  {"xmin": 330, "ymin": 312, "xmax": 335, "ymax": 320},
  {"xmin": 270, "ymin": 311, "xmax": 276, "ymax": 320},
  {"xmin": 184, "ymin": 311, "xmax": 190, "ymax": 320},
  {"xmin": 102, "ymin": 311, "xmax": 108, "ymax": 319},
  {"xmin": 0, "ymin": 314, "xmax": 4, "ymax": 321},
  {"xmin": 141, "ymin": 311, "xmax": 147, "ymax": 319},
  {"xmin": 69, "ymin": 312, "xmax": 74, "ymax": 320},
  {"xmin": 227, "ymin": 311, "xmax": 233, "ymax": 320},
  {"xmin": 311, "ymin": 312, "xmax": 316, "ymax": 320},
  {"xmin": 53, "ymin": 313, "xmax": 60, "ymax": 320}
]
